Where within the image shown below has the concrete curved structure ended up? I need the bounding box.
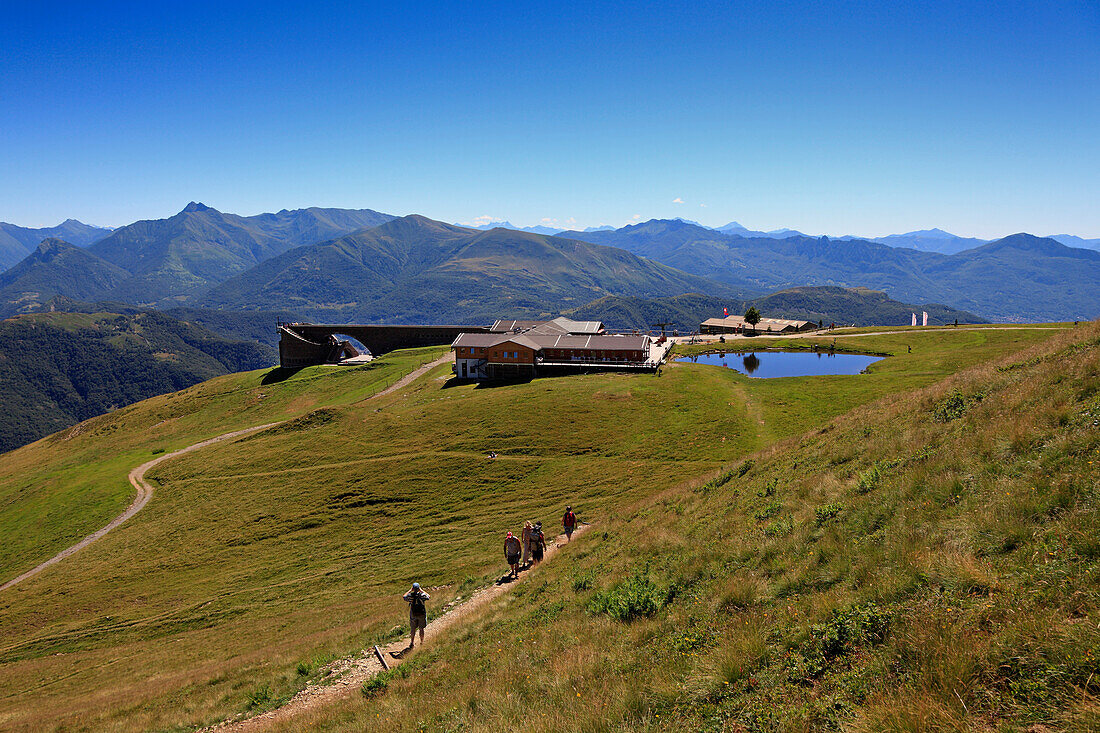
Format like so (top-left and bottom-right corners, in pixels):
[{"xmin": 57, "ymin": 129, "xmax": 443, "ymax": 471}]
[{"xmin": 279, "ymin": 323, "xmax": 489, "ymax": 368}]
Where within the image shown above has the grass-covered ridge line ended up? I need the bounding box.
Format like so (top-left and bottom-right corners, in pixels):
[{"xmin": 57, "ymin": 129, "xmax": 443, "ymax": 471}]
[{"xmin": 0, "ymin": 325, "xmax": 1075, "ymax": 731}]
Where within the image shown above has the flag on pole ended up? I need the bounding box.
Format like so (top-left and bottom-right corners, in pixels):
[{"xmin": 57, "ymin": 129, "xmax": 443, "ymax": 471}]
[
  {"xmin": 922, "ymin": 311, "xmax": 928, "ymax": 326},
  {"xmin": 911, "ymin": 312, "xmax": 917, "ymax": 327}
]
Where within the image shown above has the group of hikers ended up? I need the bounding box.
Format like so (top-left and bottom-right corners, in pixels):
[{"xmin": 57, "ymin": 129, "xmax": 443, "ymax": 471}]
[{"xmin": 395, "ymin": 506, "xmax": 579, "ymax": 656}]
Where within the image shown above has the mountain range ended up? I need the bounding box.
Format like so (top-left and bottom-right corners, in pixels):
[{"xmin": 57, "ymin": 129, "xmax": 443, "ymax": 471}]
[
  {"xmin": 0, "ymin": 204, "xmax": 392, "ymax": 313},
  {"xmin": 562, "ymin": 220, "xmax": 1100, "ymax": 322},
  {"xmin": 2, "ymin": 203, "xmax": 1099, "ymax": 325},
  {"xmin": 455, "ymin": 219, "xmax": 1100, "ymax": 255},
  {"xmin": 0, "ymin": 219, "xmax": 112, "ymax": 270},
  {"xmin": 199, "ymin": 215, "xmax": 743, "ymax": 323}
]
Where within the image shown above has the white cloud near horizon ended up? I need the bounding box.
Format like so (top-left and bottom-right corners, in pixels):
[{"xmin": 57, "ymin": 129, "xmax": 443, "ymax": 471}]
[
  {"xmin": 458, "ymin": 215, "xmax": 502, "ymax": 227},
  {"xmin": 672, "ymin": 197, "xmax": 684, "ymax": 204}
]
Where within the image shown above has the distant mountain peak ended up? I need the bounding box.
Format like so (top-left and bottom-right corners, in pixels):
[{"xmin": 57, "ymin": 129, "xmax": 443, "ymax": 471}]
[
  {"xmin": 898, "ymin": 227, "xmax": 956, "ymax": 239},
  {"xmin": 35, "ymin": 237, "xmax": 76, "ymax": 255},
  {"xmin": 182, "ymin": 202, "xmax": 214, "ymax": 214}
]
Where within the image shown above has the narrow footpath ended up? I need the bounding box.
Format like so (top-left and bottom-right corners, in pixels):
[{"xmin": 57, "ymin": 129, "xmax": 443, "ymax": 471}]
[
  {"xmin": 206, "ymin": 525, "xmax": 589, "ymax": 732},
  {"xmin": 0, "ymin": 423, "xmax": 278, "ymax": 593},
  {"xmin": 0, "ymin": 352, "xmax": 449, "ymax": 594}
]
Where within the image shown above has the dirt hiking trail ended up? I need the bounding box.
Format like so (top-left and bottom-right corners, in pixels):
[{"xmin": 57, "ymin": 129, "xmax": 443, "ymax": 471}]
[
  {"xmin": 0, "ymin": 353, "xmax": 450, "ymax": 594},
  {"xmin": 206, "ymin": 525, "xmax": 589, "ymax": 732},
  {"xmin": 0, "ymin": 423, "xmax": 278, "ymax": 593},
  {"xmin": 369, "ymin": 354, "xmax": 451, "ymax": 400}
]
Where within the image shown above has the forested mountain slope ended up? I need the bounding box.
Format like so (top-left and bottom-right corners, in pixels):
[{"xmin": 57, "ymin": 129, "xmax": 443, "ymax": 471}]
[
  {"xmin": 564, "ymin": 286, "xmax": 985, "ymax": 332},
  {"xmin": 0, "ymin": 309, "xmax": 275, "ymax": 453}
]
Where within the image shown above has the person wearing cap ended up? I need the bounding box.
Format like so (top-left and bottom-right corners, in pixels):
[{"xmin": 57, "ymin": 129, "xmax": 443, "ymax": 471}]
[
  {"xmin": 504, "ymin": 531, "xmax": 522, "ymax": 579},
  {"xmin": 402, "ymin": 582, "xmax": 430, "ymax": 651}
]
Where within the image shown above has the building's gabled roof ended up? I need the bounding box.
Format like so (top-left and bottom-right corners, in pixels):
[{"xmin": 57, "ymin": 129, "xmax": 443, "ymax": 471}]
[
  {"xmin": 489, "ymin": 319, "xmax": 544, "ymax": 333},
  {"xmin": 452, "ymin": 332, "xmax": 508, "ymax": 348},
  {"xmin": 455, "ymin": 330, "xmax": 649, "ymax": 353},
  {"xmin": 540, "ymin": 333, "xmax": 649, "ymax": 351},
  {"xmin": 489, "ymin": 317, "xmax": 604, "ymax": 335},
  {"xmin": 493, "ymin": 334, "xmax": 544, "ymax": 351},
  {"xmin": 452, "ymin": 332, "xmax": 544, "ymax": 351}
]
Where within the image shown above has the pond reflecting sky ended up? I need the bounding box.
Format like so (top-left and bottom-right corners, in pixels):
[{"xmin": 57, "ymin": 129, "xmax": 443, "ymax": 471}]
[{"xmin": 684, "ymin": 350, "xmax": 883, "ymax": 378}]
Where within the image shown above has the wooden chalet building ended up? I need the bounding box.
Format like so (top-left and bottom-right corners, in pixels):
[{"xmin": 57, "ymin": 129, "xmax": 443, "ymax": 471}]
[{"xmin": 452, "ymin": 317, "xmax": 653, "ymax": 380}]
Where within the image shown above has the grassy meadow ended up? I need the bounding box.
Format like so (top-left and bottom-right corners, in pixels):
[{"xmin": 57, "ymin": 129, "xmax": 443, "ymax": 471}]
[
  {"xmin": 0, "ymin": 324, "xmax": 1082, "ymax": 731},
  {"xmin": 273, "ymin": 322, "xmax": 1100, "ymax": 732}
]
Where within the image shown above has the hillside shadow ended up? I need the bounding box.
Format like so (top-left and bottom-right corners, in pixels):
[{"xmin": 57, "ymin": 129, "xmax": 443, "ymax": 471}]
[{"xmin": 261, "ymin": 367, "xmax": 304, "ymax": 384}]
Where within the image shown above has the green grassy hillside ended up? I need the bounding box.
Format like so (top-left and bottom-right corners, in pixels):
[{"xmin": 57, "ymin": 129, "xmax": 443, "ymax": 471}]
[
  {"xmin": 0, "ymin": 325, "xmax": 1077, "ymax": 731},
  {"xmin": 316, "ymin": 332, "xmax": 1100, "ymax": 733}
]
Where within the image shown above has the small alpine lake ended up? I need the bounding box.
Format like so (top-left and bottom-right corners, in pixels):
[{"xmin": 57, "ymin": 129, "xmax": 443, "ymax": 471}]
[{"xmin": 682, "ymin": 349, "xmax": 884, "ymax": 378}]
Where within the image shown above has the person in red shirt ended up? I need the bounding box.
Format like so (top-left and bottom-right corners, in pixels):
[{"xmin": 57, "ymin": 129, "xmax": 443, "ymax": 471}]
[{"xmin": 562, "ymin": 506, "xmax": 577, "ymax": 542}]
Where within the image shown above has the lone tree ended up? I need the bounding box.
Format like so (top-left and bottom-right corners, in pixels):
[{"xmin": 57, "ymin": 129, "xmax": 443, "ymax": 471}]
[{"xmin": 744, "ymin": 306, "xmax": 761, "ymax": 334}]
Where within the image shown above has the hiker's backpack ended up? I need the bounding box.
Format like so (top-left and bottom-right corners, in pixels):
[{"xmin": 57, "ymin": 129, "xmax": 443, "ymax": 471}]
[
  {"xmin": 565, "ymin": 511, "xmax": 576, "ymax": 527},
  {"xmin": 410, "ymin": 591, "xmax": 426, "ymax": 614}
]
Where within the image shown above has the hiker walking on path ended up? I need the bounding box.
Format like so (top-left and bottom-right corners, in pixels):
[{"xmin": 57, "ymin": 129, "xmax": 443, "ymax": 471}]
[
  {"xmin": 531, "ymin": 522, "xmax": 546, "ymax": 565},
  {"xmin": 504, "ymin": 532, "xmax": 522, "ymax": 578},
  {"xmin": 402, "ymin": 583, "xmax": 430, "ymax": 652},
  {"xmin": 521, "ymin": 521, "xmax": 533, "ymax": 568},
  {"xmin": 562, "ymin": 506, "xmax": 578, "ymax": 542}
]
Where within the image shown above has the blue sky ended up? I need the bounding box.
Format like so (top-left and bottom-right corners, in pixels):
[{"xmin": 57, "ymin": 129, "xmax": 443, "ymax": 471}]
[{"xmin": 2, "ymin": 0, "xmax": 1097, "ymax": 238}]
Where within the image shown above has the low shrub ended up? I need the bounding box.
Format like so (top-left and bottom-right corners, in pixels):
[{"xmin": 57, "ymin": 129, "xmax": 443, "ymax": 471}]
[
  {"xmin": 789, "ymin": 602, "xmax": 893, "ymax": 680},
  {"xmin": 754, "ymin": 500, "xmax": 782, "ymax": 521},
  {"xmin": 587, "ymin": 570, "xmax": 670, "ymax": 622},
  {"xmin": 932, "ymin": 390, "xmax": 984, "ymax": 422},
  {"xmin": 814, "ymin": 502, "xmax": 844, "ymax": 526},
  {"xmin": 764, "ymin": 517, "xmax": 794, "ymax": 537},
  {"xmin": 246, "ymin": 685, "xmax": 272, "ymax": 708},
  {"xmin": 362, "ymin": 670, "xmax": 394, "ymax": 698},
  {"xmin": 856, "ymin": 464, "xmax": 882, "ymax": 494}
]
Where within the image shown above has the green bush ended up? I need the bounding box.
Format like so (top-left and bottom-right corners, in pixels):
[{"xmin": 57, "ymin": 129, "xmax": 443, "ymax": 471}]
[
  {"xmin": 814, "ymin": 502, "xmax": 844, "ymax": 526},
  {"xmin": 754, "ymin": 500, "xmax": 782, "ymax": 521},
  {"xmin": 856, "ymin": 464, "xmax": 882, "ymax": 494},
  {"xmin": 763, "ymin": 517, "xmax": 794, "ymax": 537},
  {"xmin": 246, "ymin": 684, "xmax": 272, "ymax": 708},
  {"xmin": 932, "ymin": 389, "xmax": 984, "ymax": 422},
  {"xmin": 587, "ymin": 571, "xmax": 670, "ymax": 622},
  {"xmin": 790, "ymin": 602, "xmax": 893, "ymax": 680},
  {"xmin": 362, "ymin": 670, "xmax": 394, "ymax": 698}
]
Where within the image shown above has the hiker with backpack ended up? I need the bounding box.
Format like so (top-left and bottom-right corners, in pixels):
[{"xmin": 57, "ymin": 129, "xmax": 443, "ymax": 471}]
[
  {"xmin": 402, "ymin": 582, "xmax": 430, "ymax": 652},
  {"xmin": 530, "ymin": 521, "xmax": 546, "ymax": 565},
  {"xmin": 562, "ymin": 506, "xmax": 577, "ymax": 542},
  {"xmin": 521, "ymin": 521, "xmax": 533, "ymax": 568},
  {"xmin": 504, "ymin": 531, "xmax": 522, "ymax": 578}
]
